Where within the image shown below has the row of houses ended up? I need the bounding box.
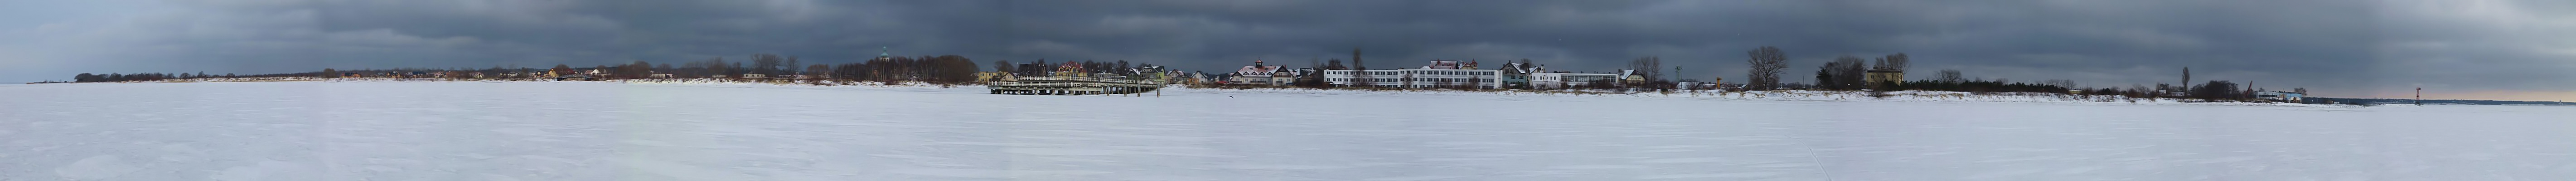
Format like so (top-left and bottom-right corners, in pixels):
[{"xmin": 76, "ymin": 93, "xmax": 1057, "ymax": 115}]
[
  {"xmin": 331, "ymin": 67, "xmax": 822, "ymax": 81},
  {"xmin": 339, "ymin": 71, "xmax": 493, "ymax": 79},
  {"xmin": 1225, "ymin": 59, "xmax": 1653, "ymax": 89},
  {"xmin": 2256, "ymin": 91, "xmax": 2305, "ymax": 102},
  {"xmin": 977, "ymin": 62, "xmax": 1217, "ymax": 86}
]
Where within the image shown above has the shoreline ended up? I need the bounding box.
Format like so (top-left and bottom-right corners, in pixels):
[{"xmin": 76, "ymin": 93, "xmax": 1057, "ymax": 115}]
[{"xmin": 16, "ymin": 79, "xmax": 2368, "ymax": 108}]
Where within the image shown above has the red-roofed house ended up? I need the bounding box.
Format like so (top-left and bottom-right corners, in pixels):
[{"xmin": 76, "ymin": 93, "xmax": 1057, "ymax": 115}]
[{"xmin": 1231, "ymin": 59, "xmax": 1286, "ymax": 85}]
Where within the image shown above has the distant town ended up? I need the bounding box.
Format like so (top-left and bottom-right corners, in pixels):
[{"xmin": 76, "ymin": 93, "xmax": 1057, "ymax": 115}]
[{"xmin": 34, "ymin": 46, "xmax": 2556, "ymax": 106}]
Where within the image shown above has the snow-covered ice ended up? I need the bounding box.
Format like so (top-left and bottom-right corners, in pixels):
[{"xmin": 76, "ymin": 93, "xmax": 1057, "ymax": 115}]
[{"xmin": 3, "ymin": 81, "xmax": 2572, "ymax": 181}]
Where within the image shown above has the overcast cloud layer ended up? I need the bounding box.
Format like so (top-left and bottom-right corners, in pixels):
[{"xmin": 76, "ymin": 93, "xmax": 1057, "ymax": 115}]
[{"xmin": 3, "ymin": 0, "xmax": 2572, "ymax": 100}]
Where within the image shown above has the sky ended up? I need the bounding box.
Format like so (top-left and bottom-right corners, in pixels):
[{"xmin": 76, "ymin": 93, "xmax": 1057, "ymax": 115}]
[{"xmin": 2, "ymin": 0, "xmax": 2571, "ymax": 101}]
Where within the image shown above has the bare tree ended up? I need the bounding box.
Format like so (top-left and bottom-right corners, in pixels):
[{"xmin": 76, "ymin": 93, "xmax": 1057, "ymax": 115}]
[
  {"xmin": 2180, "ymin": 67, "xmax": 2191, "ymax": 92},
  {"xmin": 1745, "ymin": 46, "xmax": 1789, "ymax": 90},
  {"xmin": 1432, "ymin": 77, "xmax": 1453, "ymax": 89},
  {"xmin": 750, "ymin": 54, "xmax": 785, "ymax": 75},
  {"xmin": 784, "ymin": 56, "xmax": 801, "ymax": 75},
  {"xmin": 1115, "ymin": 60, "xmax": 1131, "ymax": 75},
  {"xmin": 2131, "ymin": 84, "xmax": 2152, "ymax": 97},
  {"xmin": 1937, "ymin": 69, "xmax": 1964, "ymax": 83},
  {"xmin": 1872, "ymin": 53, "xmax": 1909, "ymax": 71},
  {"xmin": 1351, "ymin": 48, "xmax": 1374, "ymax": 88},
  {"xmin": 1399, "ymin": 73, "xmax": 1414, "ymax": 88},
  {"xmin": 993, "ymin": 60, "xmax": 1013, "ymax": 73},
  {"xmin": 1629, "ymin": 56, "xmax": 1662, "ymax": 82},
  {"xmin": 622, "ymin": 60, "xmax": 652, "ymax": 78},
  {"xmin": 2293, "ymin": 88, "xmax": 2308, "ymax": 95},
  {"xmin": 807, "ymin": 64, "xmax": 832, "ymax": 78},
  {"xmin": 1817, "ymin": 55, "xmax": 1867, "ymax": 90}
]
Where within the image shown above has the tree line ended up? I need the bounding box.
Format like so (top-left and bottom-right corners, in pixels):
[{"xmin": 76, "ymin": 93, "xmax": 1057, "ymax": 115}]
[
  {"xmin": 67, "ymin": 71, "xmax": 301, "ymax": 83},
  {"xmin": 568, "ymin": 54, "xmax": 988, "ymax": 84},
  {"xmin": 61, "ymin": 54, "xmax": 995, "ymax": 84},
  {"xmin": 1737, "ymin": 46, "xmax": 2288, "ymax": 102}
]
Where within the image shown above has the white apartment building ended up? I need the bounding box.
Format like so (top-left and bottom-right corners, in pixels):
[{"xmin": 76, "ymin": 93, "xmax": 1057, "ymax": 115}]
[
  {"xmin": 1530, "ymin": 73, "xmax": 1621, "ymax": 89},
  {"xmin": 1323, "ymin": 68, "xmax": 1502, "ymax": 89}
]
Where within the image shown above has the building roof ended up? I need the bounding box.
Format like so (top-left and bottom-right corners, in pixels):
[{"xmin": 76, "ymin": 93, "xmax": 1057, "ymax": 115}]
[
  {"xmin": 1237, "ymin": 66, "xmax": 1282, "ymax": 75},
  {"xmin": 1425, "ymin": 60, "xmax": 1461, "ymax": 69},
  {"xmin": 1546, "ymin": 73, "xmax": 1619, "ymax": 76},
  {"xmin": 1496, "ymin": 63, "xmax": 1535, "ymax": 73}
]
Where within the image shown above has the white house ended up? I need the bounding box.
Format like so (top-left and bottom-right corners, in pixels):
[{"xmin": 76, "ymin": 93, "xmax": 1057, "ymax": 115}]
[
  {"xmin": 1231, "ymin": 59, "xmax": 1286, "ymax": 86},
  {"xmin": 2257, "ymin": 91, "xmax": 2304, "ymax": 102},
  {"xmin": 1677, "ymin": 81, "xmax": 1717, "ymax": 90},
  {"xmin": 1273, "ymin": 68, "xmax": 1308, "ymax": 85},
  {"xmin": 1495, "ymin": 62, "xmax": 1540, "ymax": 88}
]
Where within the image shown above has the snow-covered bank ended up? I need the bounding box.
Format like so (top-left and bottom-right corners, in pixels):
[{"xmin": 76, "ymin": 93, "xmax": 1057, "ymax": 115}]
[
  {"xmin": 61, "ymin": 79, "xmax": 2325, "ymax": 107},
  {"xmin": 8, "ymin": 81, "xmax": 2564, "ymax": 180},
  {"xmin": 1163, "ymin": 87, "xmax": 2339, "ymax": 107}
]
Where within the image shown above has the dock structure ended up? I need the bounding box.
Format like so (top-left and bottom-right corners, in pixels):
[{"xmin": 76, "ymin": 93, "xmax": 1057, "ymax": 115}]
[{"xmin": 988, "ymin": 76, "xmax": 1165, "ymax": 95}]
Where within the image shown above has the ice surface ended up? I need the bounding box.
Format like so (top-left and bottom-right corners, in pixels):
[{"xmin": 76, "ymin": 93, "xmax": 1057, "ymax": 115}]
[{"xmin": 2, "ymin": 81, "xmax": 2572, "ymax": 181}]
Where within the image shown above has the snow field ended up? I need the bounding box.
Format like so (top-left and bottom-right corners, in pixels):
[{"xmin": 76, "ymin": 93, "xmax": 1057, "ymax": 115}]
[{"xmin": 1, "ymin": 81, "xmax": 2570, "ymax": 181}]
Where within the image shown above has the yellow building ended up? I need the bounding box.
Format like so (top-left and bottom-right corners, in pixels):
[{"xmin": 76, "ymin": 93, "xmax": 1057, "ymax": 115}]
[
  {"xmin": 1712, "ymin": 77, "xmax": 1723, "ymax": 90},
  {"xmin": 1865, "ymin": 69, "xmax": 1904, "ymax": 88},
  {"xmin": 974, "ymin": 72, "xmax": 1010, "ymax": 83},
  {"xmin": 1618, "ymin": 69, "xmax": 1647, "ymax": 85}
]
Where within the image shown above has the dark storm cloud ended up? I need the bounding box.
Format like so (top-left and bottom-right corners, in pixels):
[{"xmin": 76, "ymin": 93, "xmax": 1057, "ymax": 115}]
[{"xmin": 5, "ymin": 0, "xmax": 2572, "ymax": 100}]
